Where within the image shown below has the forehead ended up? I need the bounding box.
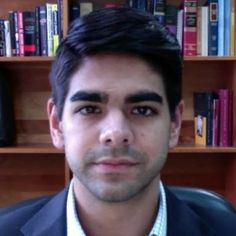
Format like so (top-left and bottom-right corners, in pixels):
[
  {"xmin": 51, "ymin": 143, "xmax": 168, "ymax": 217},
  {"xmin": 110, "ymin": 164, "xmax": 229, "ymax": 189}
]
[{"xmin": 68, "ymin": 53, "xmax": 165, "ymax": 97}]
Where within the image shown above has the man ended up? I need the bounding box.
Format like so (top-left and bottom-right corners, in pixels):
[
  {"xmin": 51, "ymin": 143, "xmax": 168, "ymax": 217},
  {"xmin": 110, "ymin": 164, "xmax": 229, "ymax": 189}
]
[{"xmin": 0, "ymin": 7, "xmax": 236, "ymax": 236}]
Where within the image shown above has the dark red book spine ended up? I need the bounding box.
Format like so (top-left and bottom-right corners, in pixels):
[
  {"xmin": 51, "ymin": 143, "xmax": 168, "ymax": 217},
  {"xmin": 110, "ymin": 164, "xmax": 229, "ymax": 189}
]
[
  {"xmin": 218, "ymin": 89, "xmax": 230, "ymax": 147},
  {"xmin": 183, "ymin": 0, "xmax": 198, "ymax": 56},
  {"xmin": 23, "ymin": 11, "xmax": 36, "ymax": 56}
]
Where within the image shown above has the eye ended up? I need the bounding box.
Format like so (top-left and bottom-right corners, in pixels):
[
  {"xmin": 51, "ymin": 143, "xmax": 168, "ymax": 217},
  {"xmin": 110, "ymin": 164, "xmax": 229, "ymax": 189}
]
[
  {"xmin": 131, "ymin": 106, "xmax": 158, "ymax": 116},
  {"xmin": 76, "ymin": 105, "xmax": 101, "ymax": 115}
]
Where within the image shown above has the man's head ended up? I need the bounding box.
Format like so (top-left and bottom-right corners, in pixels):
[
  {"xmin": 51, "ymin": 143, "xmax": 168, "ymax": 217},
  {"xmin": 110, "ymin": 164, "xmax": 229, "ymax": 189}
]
[
  {"xmin": 48, "ymin": 7, "xmax": 183, "ymax": 203},
  {"xmin": 49, "ymin": 7, "xmax": 182, "ymax": 121}
]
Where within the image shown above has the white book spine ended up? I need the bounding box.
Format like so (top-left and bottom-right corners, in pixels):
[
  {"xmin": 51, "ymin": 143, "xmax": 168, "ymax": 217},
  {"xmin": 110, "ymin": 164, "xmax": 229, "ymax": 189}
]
[
  {"xmin": 177, "ymin": 9, "xmax": 183, "ymax": 50},
  {"xmin": 4, "ymin": 20, "xmax": 12, "ymax": 57},
  {"xmin": 201, "ymin": 6, "xmax": 208, "ymax": 56}
]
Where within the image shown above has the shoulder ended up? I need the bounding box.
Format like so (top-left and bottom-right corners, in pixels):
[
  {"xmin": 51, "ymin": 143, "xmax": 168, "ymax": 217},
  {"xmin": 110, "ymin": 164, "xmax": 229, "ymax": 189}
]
[
  {"xmin": 0, "ymin": 195, "xmax": 53, "ymax": 234},
  {"xmin": 165, "ymin": 185, "xmax": 236, "ymax": 235},
  {"xmin": 189, "ymin": 203, "xmax": 236, "ymax": 234}
]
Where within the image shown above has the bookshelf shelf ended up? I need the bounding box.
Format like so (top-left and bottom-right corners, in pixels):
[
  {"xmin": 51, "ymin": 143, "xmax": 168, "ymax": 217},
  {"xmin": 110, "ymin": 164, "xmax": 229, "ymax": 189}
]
[
  {"xmin": 169, "ymin": 145, "xmax": 236, "ymax": 154},
  {"xmin": 184, "ymin": 56, "xmax": 236, "ymax": 61},
  {"xmin": 0, "ymin": 56, "xmax": 53, "ymax": 63},
  {"xmin": 1, "ymin": 145, "xmax": 236, "ymax": 154},
  {"xmin": 1, "ymin": 56, "xmax": 235, "ymax": 63},
  {"xmin": 0, "ymin": 145, "xmax": 62, "ymax": 154}
]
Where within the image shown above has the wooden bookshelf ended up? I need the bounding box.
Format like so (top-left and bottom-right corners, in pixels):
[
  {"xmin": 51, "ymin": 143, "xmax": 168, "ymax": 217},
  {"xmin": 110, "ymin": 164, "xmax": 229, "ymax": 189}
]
[{"xmin": 0, "ymin": 0, "xmax": 236, "ymax": 208}]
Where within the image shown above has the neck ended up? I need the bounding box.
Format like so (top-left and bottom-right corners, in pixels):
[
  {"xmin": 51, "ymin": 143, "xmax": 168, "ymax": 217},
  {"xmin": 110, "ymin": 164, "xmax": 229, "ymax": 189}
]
[{"xmin": 73, "ymin": 177, "xmax": 160, "ymax": 236}]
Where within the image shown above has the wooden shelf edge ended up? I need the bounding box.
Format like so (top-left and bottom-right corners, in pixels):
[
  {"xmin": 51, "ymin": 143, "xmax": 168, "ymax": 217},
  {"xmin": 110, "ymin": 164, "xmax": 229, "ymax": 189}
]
[
  {"xmin": 169, "ymin": 145, "xmax": 236, "ymax": 153},
  {"xmin": 0, "ymin": 145, "xmax": 236, "ymax": 154},
  {"xmin": 184, "ymin": 56, "xmax": 236, "ymax": 61},
  {"xmin": 1, "ymin": 56, "xmax": 236, "ymax": 63},
  {"xmin": 0, "ymin": 145, "xmax": 62, "ymax": 154},
  {"xmin": 0, "ymin": 56, "xmax": 54, "ymax": 62}
]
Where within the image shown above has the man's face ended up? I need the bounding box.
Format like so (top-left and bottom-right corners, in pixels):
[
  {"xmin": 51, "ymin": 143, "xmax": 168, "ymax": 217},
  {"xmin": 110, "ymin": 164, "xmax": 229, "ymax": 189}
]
[{"xmin": 49, "ymin": 53, "xmax": 182, "ymax": 202}]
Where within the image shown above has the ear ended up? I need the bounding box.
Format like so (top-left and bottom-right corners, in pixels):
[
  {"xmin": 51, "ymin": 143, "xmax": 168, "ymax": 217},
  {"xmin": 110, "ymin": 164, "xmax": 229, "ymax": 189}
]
[
  {"xmin": 169, "ymin": 100, "xmax": 184, "ymax": 148},
  {"xmin": 47, "ymin": 98, "xmax": 64, "ymax": 149}
]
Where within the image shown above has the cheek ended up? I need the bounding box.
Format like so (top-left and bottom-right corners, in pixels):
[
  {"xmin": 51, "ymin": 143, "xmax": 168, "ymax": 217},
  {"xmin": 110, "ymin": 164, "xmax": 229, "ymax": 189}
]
[
  {"xmin": 138, "ymin": 123, "xmax": 170, "ymax": 156},
  {"xmin": 63, "ymin": 123, "xmax": 98, "ymax": 155}
]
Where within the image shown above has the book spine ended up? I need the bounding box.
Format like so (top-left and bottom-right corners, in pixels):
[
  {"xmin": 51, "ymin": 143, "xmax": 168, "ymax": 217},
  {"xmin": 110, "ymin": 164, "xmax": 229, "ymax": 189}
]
[
  {"xmin": 9, "ymin": 11, "xmax": 16, "ymax": 56},
  {"xmin": 193, "ymin": 92, "xmax": 207, "ymax": 146},
  {"xmin": 218, "ymin": 89, "xmax": 229, "ymax": 147},
  {"xmin": 18, "ymin": 11, "xmax": 25, "ymax": 56},
  {"xmin": 46, "ymin": 3, "xmax": 53, "ymax": 56},
  {"xmin": 201, "ymin": 6, "xmax": 208, "ymax": 56},
  {"xmin": 197, "ymin": 6, "xmax": 202, "ymax": 56},
  {"xmin": 208, "ymin": 0, "xmax": 218, "ymax": 55},
  {"xmin": 23, "ymin": 11, "xmax": 36, "ymax": 56},
  {"xmin": 218, "ymin": 0, "xmax": 224, "ymax": 56},
  {"xmin": 224, "ymin": 0, "xmax": 231, "ymax": 56},
  {"xmin": 69, "ymin": 2, "xmax": 80, "ymax": 22},
  {"xmin": 177, "ymin": 9, "xmax": 183, "ymax": 50},
  {"xmin": 152, "ymin": 0, "xmax": 166, "ymax": 25},
  {"xmin": 13, "ymin": 11, "xmax": 20, "ymax": 56},
  {"xmin": 57, "ymin": 0, "xmax": 63, "ymax": 41},
  {"xmin": 4, "ymin": 20, "xmax": 12, "ymax": 57},
  {"xmin": 39, "ymin": 5, "xmax": 48, "ymax": 56},
  {"xmin": 230, "ymin": 0, "xmax": 235, "ymax": 55},
  {"xmin": 206, "ymin": 93, "xmax": 214, "ymax": 146},
  {"xmin": 35, "ymin": 6, "xmax": 41, "ymax": 56},
  {"xmin": 165, "ymin": 5, "xmax": 178, "ymax": 35},
  {"xmin": 0, "ymin": 19, "xmax": 6, "ymax": 56},
  {"xmin": 183, "ymin": 0, "xmax": 197, "ymax": 56},
  {"xmin": 228, "ymin": 90, "xmax": 233, "ymax": 146},
  {"xmin": 212, "ymin": 98, "xmax": 219, "ymax": 146},
  {"xmin": 52, "ymin": 4, "xmax": 59, "ymax": 55},
  {"xmin": 0, "ymin": 74, "xmax": 16, "ymax": 146}
]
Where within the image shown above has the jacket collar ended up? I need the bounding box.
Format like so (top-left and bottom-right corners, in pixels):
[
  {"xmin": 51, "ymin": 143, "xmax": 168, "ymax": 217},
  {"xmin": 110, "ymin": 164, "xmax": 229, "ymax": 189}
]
[
  {"xmin": 164, "ymin": 186, "xmax": 216, "ymax": 236},
  {"xmin": 20, "ymin": 185, "xmax": 216, "ymax": 236},
  {"xmin": 20, "ymin": 187, "xmax": 69, "ymax": 236}
]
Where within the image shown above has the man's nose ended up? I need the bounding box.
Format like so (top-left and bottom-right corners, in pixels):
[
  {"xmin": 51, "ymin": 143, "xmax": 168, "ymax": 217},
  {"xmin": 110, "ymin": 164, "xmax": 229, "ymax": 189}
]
[{"xmin": 99, "ymin": 111, "xmax": 134, "ymax": 146}]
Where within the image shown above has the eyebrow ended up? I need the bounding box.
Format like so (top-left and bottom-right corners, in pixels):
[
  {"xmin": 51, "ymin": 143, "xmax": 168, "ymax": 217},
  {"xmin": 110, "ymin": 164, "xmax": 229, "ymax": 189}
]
[
  {"xmin": 70, "ymin": 90, "xmax": 163, "ymax": 104},
  {"xmin": 125, "ymin": 91, "xmax": 163, "ymax": 104},
  {"xmin": 70, "ymin": 91, "xmax": 108, "ymax": 103}
]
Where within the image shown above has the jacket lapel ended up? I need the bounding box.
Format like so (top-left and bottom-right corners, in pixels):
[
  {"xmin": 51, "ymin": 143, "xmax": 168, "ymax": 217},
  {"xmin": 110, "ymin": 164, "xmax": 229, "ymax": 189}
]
[
  {"xmin": 165, "ymin": 186, "xmax": 216, "ymax": 236},
  {"xmin": 20, "ymin": 187, "xmax": 69, "ymax": 236}
]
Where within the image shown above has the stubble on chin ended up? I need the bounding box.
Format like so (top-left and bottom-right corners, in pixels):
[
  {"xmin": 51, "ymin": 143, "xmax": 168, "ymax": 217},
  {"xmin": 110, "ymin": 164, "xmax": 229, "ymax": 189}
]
[{"xmin": 68, "ymin": 146, "xmax": 165, "ymax": 202}]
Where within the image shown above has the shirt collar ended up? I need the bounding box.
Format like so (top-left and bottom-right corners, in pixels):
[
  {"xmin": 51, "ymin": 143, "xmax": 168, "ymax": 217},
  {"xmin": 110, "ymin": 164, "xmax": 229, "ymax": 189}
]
[{"xmin": 66, "ymin": 180, "xmax": 167, "ymax": 236}]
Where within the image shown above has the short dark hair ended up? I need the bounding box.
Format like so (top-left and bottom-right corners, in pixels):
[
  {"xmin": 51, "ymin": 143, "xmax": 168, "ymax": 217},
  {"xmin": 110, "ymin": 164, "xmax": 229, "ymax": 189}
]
[{"xmin": 49, "ymin": 7, "xmax": 182, "ymax": 120}]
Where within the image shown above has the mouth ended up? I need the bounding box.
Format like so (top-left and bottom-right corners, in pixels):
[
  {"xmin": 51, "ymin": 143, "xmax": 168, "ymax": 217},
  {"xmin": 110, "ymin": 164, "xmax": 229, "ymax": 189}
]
[{"xmin": 92, "ymin": 158, "xmax": 139, "ymax": 173}]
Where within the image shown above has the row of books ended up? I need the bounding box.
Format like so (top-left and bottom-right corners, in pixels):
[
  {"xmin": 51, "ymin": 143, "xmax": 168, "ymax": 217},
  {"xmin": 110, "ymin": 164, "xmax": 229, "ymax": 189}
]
[
  {"xmin": 193, "ymin": 89, "xmax": 233, "ymax": 147},
  {"xmin": 0, "ymin": 0, "xmax": 235, "ymax": 57},
  {"xmin": 126, "ymin": 0, "xmax": 236, "ymax": 56},
  {"xmin": 0, "ymin": 2, "xmax": 62, "ymax": 57},
  {"xmin": 181, "ymin": 0, "xmax": 235, "ymax": 56}
]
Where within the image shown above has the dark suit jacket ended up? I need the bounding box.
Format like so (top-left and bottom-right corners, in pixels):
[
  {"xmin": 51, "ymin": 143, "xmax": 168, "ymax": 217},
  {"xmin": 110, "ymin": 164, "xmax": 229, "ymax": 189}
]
[{"xmin": 0, "ymin": 185, "xmax": 236, "ymax": 236}]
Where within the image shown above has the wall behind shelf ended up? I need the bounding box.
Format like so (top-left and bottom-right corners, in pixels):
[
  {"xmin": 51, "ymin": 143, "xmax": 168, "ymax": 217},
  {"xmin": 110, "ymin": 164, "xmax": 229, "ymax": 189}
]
[
  {"xmin": 163, "ymin": 153, "xmax": 236, "ymax": 208},
  {"xmin": 0, "ymin": 154, "xmax": 65, "ymax": 207},
  {"xmin": 2, "ymin": 62, "xmax": 52, "ymax": 145}
]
